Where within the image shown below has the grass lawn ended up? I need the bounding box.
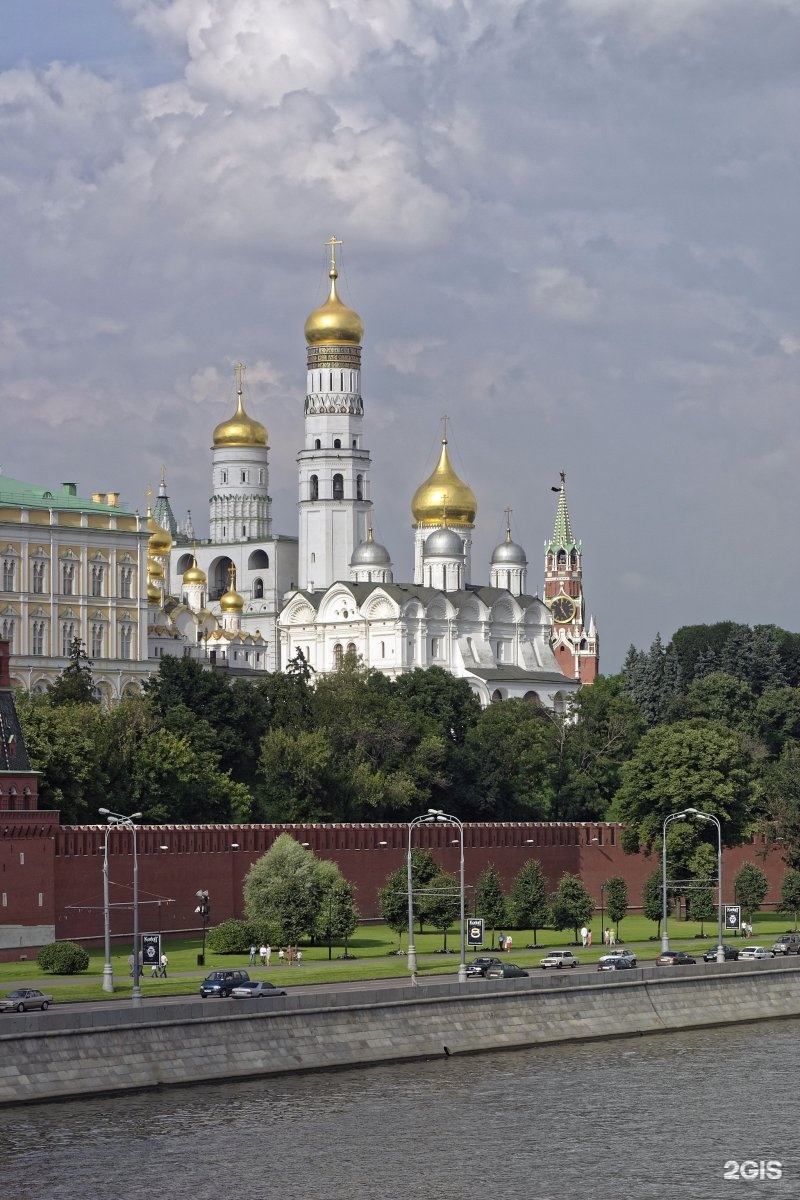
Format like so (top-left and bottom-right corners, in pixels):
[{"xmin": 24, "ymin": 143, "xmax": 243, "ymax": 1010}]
[{"xmin": 1, "ymin": 911, "xmax": 795, "ymax": 1005}]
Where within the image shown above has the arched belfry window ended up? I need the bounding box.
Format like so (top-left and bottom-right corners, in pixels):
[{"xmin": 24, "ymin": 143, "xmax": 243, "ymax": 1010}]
[
  {"xmin": 570, "ymin": 551, "xmax": 578, "ymax": 569},
  {"xmin": 333, "ymin": 473, "xmax": 344, "ymax": 500},
  {"xmin": 310, "ymin": 475, "xmax": 319, "ymax": 501},
  {"xmin": 356, "ymin": 474, "xmax": 363, "ymax": 500},
  {"xmin": 334, "ymin": 438, "xmax": 341, "ymax": 449},
  {"xmin": 557, "ymin": 551, "xmax": 566, "ymax": 569},
  {"xmin": 253, "ymin": 578, "xmax": 264, "ymax": 599}
]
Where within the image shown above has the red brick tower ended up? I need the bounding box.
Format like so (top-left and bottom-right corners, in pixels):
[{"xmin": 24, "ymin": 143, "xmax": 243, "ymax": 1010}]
[{"xmin": 543, "ymin": 474, "xmax": 598, "ymax": 683}]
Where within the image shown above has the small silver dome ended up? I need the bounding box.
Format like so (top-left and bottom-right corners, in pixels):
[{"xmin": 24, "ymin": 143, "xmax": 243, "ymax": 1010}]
[
  {"xmin": 424, "ymin": 526, "xmax": 464, "ymax": 558},
  {"xmin": 491, "ymin": 538, "xmax": 527, "ymax": 566},
  {"xmin": 351, "ymin": 536, "xmax": 391, "ymax": 567}
]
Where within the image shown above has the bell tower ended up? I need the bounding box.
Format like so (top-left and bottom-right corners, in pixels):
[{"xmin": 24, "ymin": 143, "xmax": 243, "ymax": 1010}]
[{"xmin": 543, "ymin": 472, "xmax": 598, "ymax": 682}]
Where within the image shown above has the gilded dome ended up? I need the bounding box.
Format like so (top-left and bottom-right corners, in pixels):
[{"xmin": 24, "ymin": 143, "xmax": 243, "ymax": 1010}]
[
  {"xmin": 147, "ymin": 556, "xmax": 165, "ymax": 581},
  {"xmin": 212, "ymin": 392, "xmax": 267, "ymax": 448},
  {"xmin": 182, "ymin": 558, "xmax": 207, "ymax": 585},
  {"xmin": 411, "ymin": 439, "xmax": 477, "ymax": 526},
  {"xmin": 146, "ymin": 580, "xmax": 161, "ymax": 604},
  {"xmin": 304, "ymin": 267, "xmax": 364, "ymax": 346},
  {"xmin": 147, "ymin": 507, "xmax": 172, "ymax": 555},
  {"xmin": 219, "ymin": 565, "xmax": 244, "ymax": 613}
]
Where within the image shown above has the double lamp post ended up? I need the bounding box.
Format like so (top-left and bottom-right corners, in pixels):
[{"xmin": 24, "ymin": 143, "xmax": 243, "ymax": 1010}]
[
  {"xmin": 661, "ymin": 806, "xmax": 724, "ymax": 964},
  {"xmin": 99, "ymin": 807, "xmax": 142, "ymax": 1005},
  {"xmin": 406, "ymin": 808, "xmax": 467, "ymax": 985}
]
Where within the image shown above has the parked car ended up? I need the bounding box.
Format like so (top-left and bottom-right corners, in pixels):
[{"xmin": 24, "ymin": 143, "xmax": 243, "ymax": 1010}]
[
  {"xmin": 655, "ymin": 951, "xmax": 696, "ymax": 966},
  {"xmin": 739, "ymin": 946, "xmax": 775, "ymax": 960},
  {"xmin": 599, "ymin": 948, "xmax": 637, "ymax": 967},
  {"xmin": 0, "ymin": 988, "xmax": 53, "ymax": 1013},
  {"xmin": 539, "ymin": 950, "xmax": 579, "ymax": 969},
  {"xmin": 231, "ymin": 980, "xmax": 286, "ymax": 999},
  {"xmin": 597, "ymin": 956, "xmax": 635, "ymax": 971},
  {"xmin": 702, "ymin": 945, "xmax": 739, "ymax": 962},
  {"xmin": 485, "ymin": 962, "xmax": 529, "ymax": 979},
  {"xmin": 771, "ymin": 933, "xmax": 800, "ymax": 955},
  {"xmin": 199, "ymin": 969, "xmax": 251, "ymax": 998},
  {"xmin": 465, "ymin": 957, "xmax": 503, "ymax": 978}
]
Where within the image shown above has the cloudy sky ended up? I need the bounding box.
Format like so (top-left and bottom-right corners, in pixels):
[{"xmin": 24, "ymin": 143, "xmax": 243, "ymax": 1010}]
[{"xmin": 3, "ymin": 0, "xmax": 800, "ymax": 672}]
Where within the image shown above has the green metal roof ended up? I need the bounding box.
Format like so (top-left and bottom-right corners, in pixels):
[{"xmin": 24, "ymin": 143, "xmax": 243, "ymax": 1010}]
[{"xmin": 0, "ymin": 474, "xmax": 136, "ymax": 516}]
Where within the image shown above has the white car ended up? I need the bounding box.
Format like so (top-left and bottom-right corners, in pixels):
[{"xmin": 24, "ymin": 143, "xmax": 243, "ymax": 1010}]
[
  {"xmin": 540, "ymin": 950, "xmax": 579, "ymax": 969},
  {"xmin": 738, "ymin": 945, "xmax": 775, "ymax": 960},
  {"xmin": 598, "ymin": 948, "xmax": 637, "ymax": 967}
]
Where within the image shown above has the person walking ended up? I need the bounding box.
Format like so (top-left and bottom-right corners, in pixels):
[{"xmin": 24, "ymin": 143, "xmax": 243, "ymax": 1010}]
[
  {"xmin": 499, "ymin": 933, "xmax": 506, "ymax": 952},
  {"xmin": 296, "ymin": 949, "xmax": 302, "ymax": 966},
  {"xmin": 265, "ymin": 943, "xmax": 272, "ymax": 968},
  {"xmin": 580, "ymin": 925, "xmax": 588, "ymax": 948},
  {"xmin": 505, "ymin": 934, "xmax": 512, "ymax": 953},
  {"xmin": 248, "ymin": 944, "xmax": 257, "ymax": 966},
  {"xmin": 159, "ymin": 953, "xmax": 168, "ymax": 978},
  {"xmin": 260, "ymin": 943, "xmax": 268, "ymax": 966},
  {"xmin": 609, "ymin": 929, "xmax": 616, "ymax": 947},
  {"xmin": 278, "ymin": 948, "xmax": 285, "ymax": 966}
]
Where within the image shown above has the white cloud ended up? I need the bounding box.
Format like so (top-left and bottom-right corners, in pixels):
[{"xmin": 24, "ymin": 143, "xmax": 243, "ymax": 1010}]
[{"xmin": 530, "ymin": 267, "xmax": 599, "ymax": 323}]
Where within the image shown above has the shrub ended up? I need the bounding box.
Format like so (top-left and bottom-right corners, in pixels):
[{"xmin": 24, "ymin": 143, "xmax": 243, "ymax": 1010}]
[
  {"xmin": 36, "ymin": 941, "xmax": 90, "ymax": 974},
  {"xmin": 206, "ymin": 919, "xmax": 257, "ymax": 955}
]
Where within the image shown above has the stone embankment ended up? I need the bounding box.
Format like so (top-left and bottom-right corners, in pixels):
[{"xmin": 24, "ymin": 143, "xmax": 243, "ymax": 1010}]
[{"xmin": 4, "ymin": 959, "xmax": 800, "ymax": 1106}]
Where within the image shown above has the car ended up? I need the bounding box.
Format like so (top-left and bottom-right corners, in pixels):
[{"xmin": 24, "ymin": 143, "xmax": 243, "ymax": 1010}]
[
  {"xmin": 485, "ymin": 962, "xmax": 529, "ymax": 979},
  {"xmin": 597, "ymin": 956, "xmax": 635, "ymax": 971},
  {"xmin": 739, "ymin": 945, "xmax": 775, "ymax": 960},
  {"xmin": 599, "ymin": 948, "xmax": 637, "ymax": 967},
  {"xmin": 199, "ymin": 969, "xmax": 251, "ymax": 998},
  {"xmin": 539, "ymin": 950, "xmax": 579, "ymax": 969},
  {"xmin": 655, "ymin": 951, "xmax": 696, "ymax": 966},
  {"xmin": 702, "ymin": 944, "xmax": 739, "ymax": 962},
  {"xmin": 0, "ymin": 988, "xmax": 54, "ymax": 1013},
  {"xmin": 465, "ymin": 956, "xmax": 503, "ymax": 978},
  {"xmin": 231, "ymin": 980, "xmax": 287, "ymax": 999},
  {"xmin": 771, "ymin": 933, "xmax": 800, "ymax": 955}
]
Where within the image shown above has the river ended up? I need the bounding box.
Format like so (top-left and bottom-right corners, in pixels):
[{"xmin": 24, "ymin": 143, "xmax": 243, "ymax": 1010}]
[{"xmin": 2, "ymin": 1018, "xmax": 796, "ymax": 1200}]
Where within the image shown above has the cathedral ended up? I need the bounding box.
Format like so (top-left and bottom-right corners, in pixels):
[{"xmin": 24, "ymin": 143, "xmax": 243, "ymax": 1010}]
[{"xmin": 0, "ymin": 240, "xmax": 598, "ymax": 706}]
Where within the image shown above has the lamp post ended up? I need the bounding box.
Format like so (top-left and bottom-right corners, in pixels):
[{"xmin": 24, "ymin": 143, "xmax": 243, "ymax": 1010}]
[
  {"xmin": 682, "ymin": 808, "xmax": 725, "ymax": 965},
  {"xmin": 406, "ymin": 808, "xmax": 466, "ymax": 984},
  {"xmin": 195, "ymin": 889, "xmax": 210, "ymax": 966},
  {"xmin": 98, "ymin": 808, "xmax": 143, "ymax": 1004},
  {"xmin": 600, "ymin": 882, "xmax": 606, "ymax": 944},
  {"xmin": 662, "ymin": 809, "xmax": 691, "ymax": 954}
]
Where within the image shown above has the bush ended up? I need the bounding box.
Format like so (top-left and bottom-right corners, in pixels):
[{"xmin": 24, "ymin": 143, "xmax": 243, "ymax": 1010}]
[
  {"xmin": 206, "ymin": 919, "xmax": 257, "ymax": 955},
  {"xmin": 36, "ymin": 941, "xmax": 90, "ymax": 974}
]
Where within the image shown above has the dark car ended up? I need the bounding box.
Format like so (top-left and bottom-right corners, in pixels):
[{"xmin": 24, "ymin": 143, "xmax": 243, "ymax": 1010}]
[
  {"xmin": 703, "ymin": 944, "xmax": 739, "ymax": 962},
  {"xmin": 596, "ymin": 956, "xmax": 635, "ymax": 971},
  {"xmin": 199, "ymin": 969, "xmax": 250, "ymax": 998},
  {"xmin": 230, "ymin": 980, "xmax": 286, "ymax": 999},
  {"xmin": 485, "ymin": 962, "xmax": 529, "ymax": 979},
  {"xmin": 0, "ymin": 988, "xmax": 53, "ymax": 1013},
  {"xmin": 655, "ymin": 951, "xmax": 696, "ymax": 966},
  {"xmin": 465, "ymin": 957, "xmax": 503, "ymax": 978}
]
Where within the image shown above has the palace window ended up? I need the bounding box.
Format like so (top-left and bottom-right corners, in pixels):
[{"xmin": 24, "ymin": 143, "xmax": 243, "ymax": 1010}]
[
  {"xmin": 2, "ymin": 559, "xmax": 15, "ymax": 591},
  {"xmin": 120, "ymin": 624, "xmax": 133, "ymax": 660},
  {"xmin": 91, "ymin": 565, "xmax": 104, "ymax": 597},
  {"xmin": 119, "ymin": 566, "xmax": 133, "ymax": 599},
  {"xmin": 62, "ymin": 562, "xmax": 75, "ymax": 596},
  {"xmin": 31, "ymin": 620, "xmax": 45, "ymax": 656},
  {"xmin": 32, "ymin": 561, "xmax": 46, "ymax": 594},
  {"xmin": 1, "ymin": 618, "xmax": 14, "ymax": 648},
  {"xmin": 91, "ymin": 623, "xmax": 104, "ymax": 658},
  {"xmin": 61, "ymin": 621, "xmax": 76, "ymax": 657}
]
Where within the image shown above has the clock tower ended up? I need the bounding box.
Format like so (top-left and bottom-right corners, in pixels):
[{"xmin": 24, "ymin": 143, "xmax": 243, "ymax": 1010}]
[{"xmin": 543, "ymin": 472, "xmax": 598, "ymax": 683}]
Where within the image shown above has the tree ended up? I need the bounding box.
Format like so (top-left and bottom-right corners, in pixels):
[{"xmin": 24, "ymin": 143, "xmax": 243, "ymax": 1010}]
[
  {"xmin": 688, "ymin": 888, "xmax": 716, "ymax": 936},
  {"xmin": 47, "ymin": 638, "xmax": 99, "ymax": 706},
  {"xmin": 377, "ymin": 849, "xmax": 439, "ymax": 944},
  {"xmin": 509, "ymin": 860, "xmax": 549, "ymax": 945},
  {"xmin": 759, "ymin": 744, "xmax": 800, "ymax": 868},
  {"xmin": 733, "ymin": 862, "xmax": 769, "ymax": 924},
  {"xmin": 243, "ymin": 834, "xmax": 322, "ymax": 945},
  {"xmin": 462, "ymin": 700, "xmax": 559, "ymax": 819},
  {"xmin": 474, "ymin": 864, "xmax": 508, "ymax": 949},
  {"xmin": 665, "ymin": 673, "xmax": 755, "ymax": 730},
  {"xmin": 612, "ymin": 719, "xmax": 755, "ymax": 851},
  {"xmin": 554, "ymin": 675, "xmax": 644, "ymax": 821},
  {"xmin": 604, "ymin": 876, "xmax": 628, "ymax": 936},
  {"xmin": 314, "ymin": 861, "xmax": 359, "ymax": 959},
  {"xmin": 255, "ymin": 728, "xmax": 337, "ymax": 822},
  {"xmin": 421, "ymin": 871, "xmax": 461, "ymax": 951},
  {"xmin": 15, "ymin": 692, "xmax": 112, "ymax": 823},
  {"xmin": 549, "ymin": 872, "xmax": 594, "ymax": 943},
  {"xmin": 686, "ymin": 835, "xmax": 718, "ymax": 935},
  {"xmin": 642, "ymin": 868, "xmax": 671, "ymax": 935},
  {"xmin": 780, "ymin": 869, "xmax": 800, "ymax": 929}
]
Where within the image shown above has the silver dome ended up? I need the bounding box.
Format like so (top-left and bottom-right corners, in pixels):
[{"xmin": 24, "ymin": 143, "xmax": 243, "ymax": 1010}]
[
  {"xmin": 351, "ymin": 537, "xmax": 391, "ymax": 567},
  {"xmin": 491, "ymin": 538, "xmax": 527, "ymax": 566},
  {"xmin": 424, "ymin": 526, "xmax": 465, "ymax": 558}
]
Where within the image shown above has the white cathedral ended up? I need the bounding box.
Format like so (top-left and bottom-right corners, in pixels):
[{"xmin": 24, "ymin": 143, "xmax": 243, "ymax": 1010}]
[{"xmin": 1, "ymin": 241, "xmax": 597, "ymax": 707}]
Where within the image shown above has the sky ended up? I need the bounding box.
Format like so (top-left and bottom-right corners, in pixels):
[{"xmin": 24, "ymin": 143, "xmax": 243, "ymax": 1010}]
[{"xmin": 2, "ymin": 0, "xmax": 800, "ymax": 673}]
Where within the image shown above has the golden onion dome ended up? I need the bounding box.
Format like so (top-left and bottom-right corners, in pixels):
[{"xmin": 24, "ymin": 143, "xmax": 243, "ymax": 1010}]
[
  {"xmin": 411, "ymin": 439, "xmax": 477, "ymax": 526},
  {"xmin": 182, "ymin": 557, "xmax": 207, "ymax": 586},
  {"xmin": 304, "ymin": 266, "xmax": 364, "ymax": 346},
  {"xmin": 219, "ymin": 564, "xmax": 244, "ymax": 613},
  {"xmin": 146, "ymin": 580, "xmax": 161, "ymax": 604},
  {"xmin": 147, "ymin": 506, "xmax": 172, "ymax": 555},
  {"xmin": 147, "ymin": 556, "xmax": 165, "ymax": 581},
  {"xmin": 212, "ymin": 391, "xmax": 267, "ymax": 448}
]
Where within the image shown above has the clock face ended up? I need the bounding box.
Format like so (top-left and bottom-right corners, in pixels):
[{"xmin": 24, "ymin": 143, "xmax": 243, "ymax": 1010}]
[{"xmin": 551, "ymin": 595, "xmax": 576, "ymax": 623}]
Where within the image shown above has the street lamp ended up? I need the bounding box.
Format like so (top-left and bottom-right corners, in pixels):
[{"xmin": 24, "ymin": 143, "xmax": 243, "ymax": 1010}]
[
  {"xmin": 407, "ymin": 808, "xmax": 467, "ymax": 984},
  {"xmin": 98, "ymin": 808, "xmax": 143, "ymax": 1005},
  {"xmin": 195, "ymin": 889, "xmax": 211, "ymax": 966},
  {"xmin": 682, "ymin": 807, "xmax": 725, "ymax": 965},
  {"xmin": 600, "ymin": 882, "xmax": 606, "ymax": 944},
  {"xmin": 662, "ymin": 810, "xmax": 691, "ymax": 954}
]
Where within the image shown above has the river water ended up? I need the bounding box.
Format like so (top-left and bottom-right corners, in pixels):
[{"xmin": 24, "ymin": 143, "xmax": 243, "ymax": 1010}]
[{"xmin": 2, "ymin": 1018, "xmax": 796, "ymax": 1200}]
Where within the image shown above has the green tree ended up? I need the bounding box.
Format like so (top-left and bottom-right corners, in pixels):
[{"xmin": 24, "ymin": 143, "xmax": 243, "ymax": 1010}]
[
  {"xmin": 554, "ymin": 675, "xmax": 643, "ymax": 821},
  {"xmin": 474, "ymin": 864, "xmax": 508, "ymax": 949},
  {"xmin": 377, "ymin": 849, "xmax": 439, "ymax": 943},
  {"xmin": 759, "ymin": 744, "xmax": 800, "ymax": 867},
  {"xmin": 752, "ymin": 688, "xmax": 800, "ymax": 760},
  {"xmin": 509, "ymin": 860, "xmax": 549, "ymax": 945},
  {"xmin": 47, "ymin": 638, "xmax": 99, "ymax": 706},
  {"xmin": 779, "ymin": 869, "xmax": 800, "ymax": 928},
  {"xmin": 15, "ymin": 692, "xmax": 111, "ymax": 823},
  {"xmin": 462, "ymin": 700, "xmax": 559, "ymax": 819},
  {"xmin": 243, "ymin": 833, "xmax": 322, "ymax": 945},
  {"xmin": 127, "ymin": 727, "xmax": 251, "ymax": 824},
  {"xmin": 255, "ymin": 727, "xmax": 337, "ymax": 822},
  {"xmin": 315, "ymin": 861, "xmax": 359, "ymax": 959},
  {"xmin": 612, "ymin": 719, "xmax": 755, "ymax": 851},
  {"xmin": 688, "ymin": 888, "xmax": 716, "ymax": 936},
  {"xmin": 421, "ymin": 871, "xmax": 461, "ymax": 951},
  {"xmin": 733, "ymin": 862, "xmax": 769, "ymax": 924},
  {"xmin": 604, "ymin": 876, "xmax": 628, "ymax": 936},
  {"xmin": 549, "ymin": 872, "xmax": 594, "ymax": 943},
  {"xmin": 665, "ymin": 673, "xmax": 755, "ymax": 730},
  {"xmin": 642, "ymin": 868, "xmax": 671, "ymax": 935}
]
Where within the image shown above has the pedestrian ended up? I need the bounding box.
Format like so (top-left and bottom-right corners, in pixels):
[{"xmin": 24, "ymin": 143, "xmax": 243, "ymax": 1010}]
[
  {"xmin": 587, "ymin": 929, "xmax": 592, "ymax": 947},
  {"xmin": 580, "ymin": 925, "xmax": 588, "ymax": 948},
  {"xmin": 265, "ymin": 943, "xmax": 272, "ymax": 968},
  {"xmin": 286, "ymin": 945, "xmax": 294, "ymax": 965},
  {"xmin": 159, "ymin": 953, "xmax": 168, "ymax": 978},
  {"xmin": 150, "ymin": 959, "xmax": 159, "ymax": 978},
  {"xmin": 248, "ymin": 944, "xmax": 256, "ymax": 966},
  {"xmin": 505, "ymin": 934, "xmax": 512, "ymax": 953},
  {"xmin": 260, "ymin": 943, "xmax": 268, "ymax": 966},
  {"xmin": 499, "ymin": 933, "xmax": 506, "ymax": 952},
  {"xmin": 609, "ymin": 929, "xmax": 616, "ymax": 947},
  {"xmin": 411, "ymin": 971, "xmax": 418, "ymax": 987},
  {"xmin": 604, "ymin": 928, "xmax": 610, "ymax": 946},
  {"xmin": 278, "ymin": 948, "xmax": 285, "ymax": 966},
  {"xmin": 296, "ymin": 949, "xmax": 302, "ymax": 966},
  {"xmin": 128, "ymin": 953, "xmax": 135, "ymax": 977}
]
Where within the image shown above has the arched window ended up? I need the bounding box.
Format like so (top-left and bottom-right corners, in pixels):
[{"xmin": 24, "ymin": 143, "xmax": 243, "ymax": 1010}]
[
  {"xmin": 91, "ymin": 623, "xmax": 104, "ymax": 658},
  {"xmin": 31, "ymin": 620, "xmax": 45, "ymax": 656},
  {"xmin": 334, "ymin": 438, "xmax": 341, "ymax": 449},
  {"xmin": 333, "ymin": 474, "xmax": 344, "ymax": 500},
  {"xmin": 380, "ymin": 641, "xmax": 385, "ymax": 657},
  {"xmin": 2, "ymin": 559, "xmax": 15, "ymax": 591},
  {"xmin": 570, "ymin": 551, "xmax": 578, "ymax": 569},
  {"xmin": 119, "ymin": 566, "xmax": 133, "ymax": 598},
  {"xmin": 356, "ymin": 474, "xmax": 363, "ymax": 501},
  {"xmin": 310, "ymin": 475, "xmax": 319, "ymax": 501},
  {"xmin": 557, "ymin": 551, "xmax": 566, "ymax": 569},
  {"xmin": 314, "ymin": 439, "xmax": 321, "ymax": 450},
  {"xmin": 248, "ymin": 550, "xmax": 269, "ymax": 569},
  {"xmin": 120, "ymin": 624, "xmax": 133, "ymax": 660},
  {"xmin": 32, "ymin": 561, "xmax": 45, "ymax": 594},
  {"xmin": 253, "ymin": 578, "xmax": 264, "ymax": 599},
  {"xmin": 491, "ymin": 689, "xmax": 504, "ymax": 704},
  {"xmin": 62, "ymin": 562, "xmax": 75, "ymax": 596},
  {"xmin": 1, "ymin": 618, "xmax": 15, "ymax": 647},
  {"xmin": 61, "ymin": 620, "xmax": 75, "ymax": 657},
  {"xmin": 347, "ymin": 642, "xmax": 356, "ymax": 655},
  {"xmin": 91, "ymin": 565, "xmax": 104, "ymax": 597},
  {"xmin": 333, "ymin": 643, "xmax": 343, "ymax": 670}
]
